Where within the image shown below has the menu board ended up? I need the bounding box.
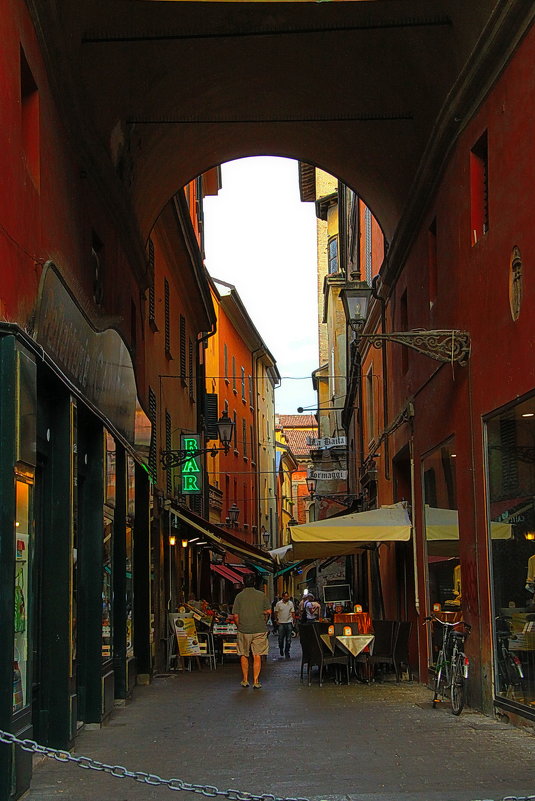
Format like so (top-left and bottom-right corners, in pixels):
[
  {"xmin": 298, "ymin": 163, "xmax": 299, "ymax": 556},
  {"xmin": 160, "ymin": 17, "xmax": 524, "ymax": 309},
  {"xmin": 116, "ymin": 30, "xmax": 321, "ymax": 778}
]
[{"xmin": 175, "ymin": 617, "xmax": 201, "ymax": 656}]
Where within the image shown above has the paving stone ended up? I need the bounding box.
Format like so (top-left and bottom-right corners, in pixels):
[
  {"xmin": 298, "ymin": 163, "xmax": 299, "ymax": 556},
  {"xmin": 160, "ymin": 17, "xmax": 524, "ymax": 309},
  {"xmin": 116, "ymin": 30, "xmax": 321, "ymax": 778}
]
[{"xmin": 25, "ymin": 639, "xmax": 535, "ymax": 801}]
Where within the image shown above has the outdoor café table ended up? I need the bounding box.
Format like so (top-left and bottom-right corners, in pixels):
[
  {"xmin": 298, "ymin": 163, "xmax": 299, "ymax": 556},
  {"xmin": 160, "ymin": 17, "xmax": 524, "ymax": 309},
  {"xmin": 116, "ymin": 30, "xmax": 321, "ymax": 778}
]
[{"xmin": 320, "ymin": 633, "xmax": 375, "ymax": 658}]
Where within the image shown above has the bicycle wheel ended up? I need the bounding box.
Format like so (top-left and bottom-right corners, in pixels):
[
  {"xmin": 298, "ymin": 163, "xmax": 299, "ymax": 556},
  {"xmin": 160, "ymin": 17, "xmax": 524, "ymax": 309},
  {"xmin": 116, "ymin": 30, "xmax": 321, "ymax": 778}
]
[
  {"xmin": 432, "ymin": 650, "xmax": 445, "ymax": 708},
  {"xmin": 450, "ymin": 653, "xmax": 466, "ymax": 715}
]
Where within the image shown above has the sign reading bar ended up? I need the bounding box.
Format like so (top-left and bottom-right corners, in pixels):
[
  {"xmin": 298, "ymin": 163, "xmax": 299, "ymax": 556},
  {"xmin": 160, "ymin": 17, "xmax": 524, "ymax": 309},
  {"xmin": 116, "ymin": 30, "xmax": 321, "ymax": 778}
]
[
  {"xmin": 309, "ymin": 469, "xmax": 348, "ymax": 481},
  {"xmin": 181, "ymin": 434, "xmax": 203, "ymax": 495},
  {"xmin": 306, "ymin": 435, "xmax": 347, "ymax": 449}
]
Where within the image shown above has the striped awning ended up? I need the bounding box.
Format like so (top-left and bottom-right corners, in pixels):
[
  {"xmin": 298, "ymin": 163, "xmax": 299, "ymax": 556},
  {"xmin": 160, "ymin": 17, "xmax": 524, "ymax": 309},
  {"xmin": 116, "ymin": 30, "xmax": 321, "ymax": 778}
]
[
  {"xmin": 210, "ymin": 564, "xmax": 244, "ymax": 584},
  {"xmin": 172, "ymin": 505, "xmax": 275, "ymax": 571}
]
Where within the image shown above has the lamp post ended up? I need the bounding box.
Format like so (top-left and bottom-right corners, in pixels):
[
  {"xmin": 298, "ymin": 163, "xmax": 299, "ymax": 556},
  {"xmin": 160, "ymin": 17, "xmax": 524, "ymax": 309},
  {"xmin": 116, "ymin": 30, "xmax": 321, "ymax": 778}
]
[
  {"xmin": 160, "ymin": 410, "xmax": 234, "ymax": 469},
  {"xmin": 340, "ymin": 282, "xmax": 373, "ymax": 334},
  {"xmin": 227, "ymin": 503, "xmax": 240, "ymax": 528},
  {"xmin": 340, "ymin": 282, "xmax": 471, "ymax": 365},
  {"xmin": 262, "ymin": 527, "xmax": 271, "ymax": 549}
]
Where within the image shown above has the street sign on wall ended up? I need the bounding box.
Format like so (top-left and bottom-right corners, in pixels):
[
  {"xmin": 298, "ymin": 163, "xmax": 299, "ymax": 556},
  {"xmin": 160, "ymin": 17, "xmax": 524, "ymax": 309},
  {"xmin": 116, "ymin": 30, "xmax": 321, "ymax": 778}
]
[{"xmin": 180, "ymin": 434, "xmax": 203, "ymax": 495}]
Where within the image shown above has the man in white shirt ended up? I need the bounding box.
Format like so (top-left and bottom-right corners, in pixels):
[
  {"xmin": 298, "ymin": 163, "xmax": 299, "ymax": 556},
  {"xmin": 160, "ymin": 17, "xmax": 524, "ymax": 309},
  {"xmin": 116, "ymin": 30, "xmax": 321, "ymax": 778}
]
[{"xmin": 274, "ymin": 592, "xmax": 295, "ymax": 659}]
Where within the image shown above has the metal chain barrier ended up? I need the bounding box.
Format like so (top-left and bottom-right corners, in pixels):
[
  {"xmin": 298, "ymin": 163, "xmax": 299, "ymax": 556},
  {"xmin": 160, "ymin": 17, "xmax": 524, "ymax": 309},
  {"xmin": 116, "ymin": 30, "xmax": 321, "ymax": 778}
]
[
  {"xmin": 0, "ymin": 728, "xmax": 309, "ymax": 800},
  {"xmin": 1, "ymin": 728, "xmax": 534, "ymax": 801}
]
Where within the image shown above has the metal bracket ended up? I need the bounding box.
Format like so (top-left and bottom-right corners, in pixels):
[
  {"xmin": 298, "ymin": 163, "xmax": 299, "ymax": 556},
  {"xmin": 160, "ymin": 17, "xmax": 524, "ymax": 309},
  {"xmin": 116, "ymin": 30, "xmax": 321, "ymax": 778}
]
[
  {"xmin": 360, "ymin": 329, "xmax": 470, "ymax": 366},
  {"xmin": 160, "ymin": 448, "xmax": 221, "ymax": 470}
]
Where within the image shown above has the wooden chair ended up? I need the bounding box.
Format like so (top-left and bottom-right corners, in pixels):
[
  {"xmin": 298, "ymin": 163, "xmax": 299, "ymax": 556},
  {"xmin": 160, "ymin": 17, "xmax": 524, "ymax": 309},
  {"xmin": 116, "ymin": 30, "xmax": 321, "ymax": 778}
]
[{"xmin": 299, "ymin": 624, "xmax": 350, "ymax": 686}]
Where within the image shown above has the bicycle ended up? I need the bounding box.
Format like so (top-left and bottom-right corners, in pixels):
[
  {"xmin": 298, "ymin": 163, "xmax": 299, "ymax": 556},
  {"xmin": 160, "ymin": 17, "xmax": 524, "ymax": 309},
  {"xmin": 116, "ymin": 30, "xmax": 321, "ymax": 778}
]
[
  {"xmin": 424, "ymin": 615, "xmax": 471, "ymax": 715},
  {"xmin": 495, "ymin": 616, "xmax": 525, "ymax": 699}
]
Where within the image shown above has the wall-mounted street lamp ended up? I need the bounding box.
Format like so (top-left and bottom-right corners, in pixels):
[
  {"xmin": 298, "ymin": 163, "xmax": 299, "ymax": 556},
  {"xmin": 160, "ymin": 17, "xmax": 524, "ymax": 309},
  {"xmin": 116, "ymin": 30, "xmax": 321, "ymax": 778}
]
[
  {"xmin": 181, "ymin": 538, "xmax": 188, "ymax": 548},
  {"xmin": 262, "ymin": 527, "xmax": 271, "ymax": 548},
  {"xmin": 169, "ymin": 534, "xmax": 176, "ymax": 546},
  {"xmin": 227, "ymin": 503, "xmax": 240, "ymax": 528},
  {"xmin": 340, "ymin": 282, "xmax": 471, "ymax": 366},
  {"xmin": 160, "ymin": 410, "xmax": 234, "ymax": 469}
]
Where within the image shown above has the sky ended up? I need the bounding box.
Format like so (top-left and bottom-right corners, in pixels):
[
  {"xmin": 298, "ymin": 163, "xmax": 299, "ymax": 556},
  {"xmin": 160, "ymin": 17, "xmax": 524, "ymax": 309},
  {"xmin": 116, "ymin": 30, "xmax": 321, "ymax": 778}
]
[{"xmin": 203, "ymin": 156, "xmax": 319, "ymax": 415}]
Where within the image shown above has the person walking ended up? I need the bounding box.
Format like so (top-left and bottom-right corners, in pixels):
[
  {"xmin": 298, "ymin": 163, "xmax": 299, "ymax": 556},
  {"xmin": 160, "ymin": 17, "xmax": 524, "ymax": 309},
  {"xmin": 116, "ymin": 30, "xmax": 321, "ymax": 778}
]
[
  {"xmin": 274, "ymin": 591, "xmax": 295, "ymax": 659},
  {"xmin": 303, "ymin": 593, "xmax": 321, "ymax": 623},
  {"xmin": 232, "ymin": 574, "xmax": 271, "ymax": 689}
]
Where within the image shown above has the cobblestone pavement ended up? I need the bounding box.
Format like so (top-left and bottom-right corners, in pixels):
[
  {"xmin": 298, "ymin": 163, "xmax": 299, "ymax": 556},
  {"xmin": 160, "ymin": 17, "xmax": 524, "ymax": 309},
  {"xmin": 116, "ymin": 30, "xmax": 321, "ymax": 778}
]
[{"xmin": 26, "ymin": 637, "xmax": 535, "ymax": 801}]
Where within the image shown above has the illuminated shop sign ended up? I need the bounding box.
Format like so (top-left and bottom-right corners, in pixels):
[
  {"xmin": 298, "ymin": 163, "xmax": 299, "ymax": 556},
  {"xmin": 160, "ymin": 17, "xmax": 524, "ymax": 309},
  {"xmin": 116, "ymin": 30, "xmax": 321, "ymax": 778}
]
[{"xmin": 180, "ymin": 434, "xmax": 202, "ymax": 495}]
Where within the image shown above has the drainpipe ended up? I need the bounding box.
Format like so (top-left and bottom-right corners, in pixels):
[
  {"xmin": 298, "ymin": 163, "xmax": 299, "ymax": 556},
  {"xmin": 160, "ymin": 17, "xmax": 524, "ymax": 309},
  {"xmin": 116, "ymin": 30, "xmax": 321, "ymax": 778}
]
[
  {"xmin": 371, "ymin": 275, "xmax": 390, "ymax": 480},
  {"xmin": 408, "ymin": 416, "xmax": 419, "ymax": 615}
]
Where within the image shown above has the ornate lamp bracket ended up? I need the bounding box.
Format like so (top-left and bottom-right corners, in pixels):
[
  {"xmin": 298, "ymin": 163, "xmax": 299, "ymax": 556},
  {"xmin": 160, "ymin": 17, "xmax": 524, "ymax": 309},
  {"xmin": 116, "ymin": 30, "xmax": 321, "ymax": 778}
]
[{"xmin": 360, "ymin": 329, "xmax": 471, "ymax": 366}]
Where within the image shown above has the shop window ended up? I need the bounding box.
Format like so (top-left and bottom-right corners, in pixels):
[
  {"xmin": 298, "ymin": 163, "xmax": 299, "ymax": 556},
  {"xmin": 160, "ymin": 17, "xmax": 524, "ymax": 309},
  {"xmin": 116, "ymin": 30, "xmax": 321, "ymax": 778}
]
[
  {"xmin": 20, "ymin": 48, "xmax": 40, "ymax": 189},
  {"xmin": 102, "ymin": 518, "xmax": 113, "ymax": 662},
  {"xmin": 328, "ymin": 236, "xmax": 338, "ymax": 274},
  {"xmin": 470, "ymin": 131, "xmax": 489, "ymax": 246},
  {"xmin": 422, "ymin": 441, "xmax": 459, "ymax": 670},
  {"xmin": 487, "ymin": 398, "xmax": 535, "ymax": 709},
  {"xmin": 127, "ymin": 455, "xmax": 135, "ymax": 518},
  {"xmin": 126, "ymin": 525, "xmax": 134, "ymax": 659},
  {"xmin": 13, "ymin": 472, "xmax": 33, "ymax": 714},
  {"xmin": 105, "ymin": 432, "xmax": 116, "ymax": 508}
]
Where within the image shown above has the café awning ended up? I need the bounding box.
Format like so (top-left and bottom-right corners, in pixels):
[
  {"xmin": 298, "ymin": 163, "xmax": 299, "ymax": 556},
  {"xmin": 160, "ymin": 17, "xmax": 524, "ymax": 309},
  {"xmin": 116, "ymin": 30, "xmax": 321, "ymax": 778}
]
[
  {"xmin": 172, "ymin": 505, "xmax": 275, "ymax": 571},
  {"xmin": 210, "ymin": 564, "xmax": 244, "ymax": 584},
  {"xmin": 425, "ymin": 506, "xmax": 512, "ymax": 556},
  {"xmin": 425, "ymin": 506, "xmax": 512, "ymax": 540},
  {"xmin": 289, "ymin": 503, "xmax": 412, "ymax": 559}
]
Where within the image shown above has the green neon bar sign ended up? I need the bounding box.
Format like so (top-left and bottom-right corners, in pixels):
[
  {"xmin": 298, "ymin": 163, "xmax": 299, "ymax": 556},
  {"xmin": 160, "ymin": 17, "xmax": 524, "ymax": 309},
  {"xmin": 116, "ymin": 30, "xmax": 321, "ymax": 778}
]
[{"xmin": 180, "ymin": 434, "xmax": 202, "ymax": 495}]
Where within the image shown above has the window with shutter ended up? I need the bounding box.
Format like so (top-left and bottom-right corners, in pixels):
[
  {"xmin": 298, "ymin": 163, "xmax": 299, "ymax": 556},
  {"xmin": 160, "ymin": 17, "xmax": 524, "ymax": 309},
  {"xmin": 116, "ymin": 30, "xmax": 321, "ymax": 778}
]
[
  {"xmin": 148, "ymin": 387, "xmax": 157, "ymax": 482},
  {"xmin": 204, "ymin": 393, "xmax": 219, "ymax": 440},
  {"xmin": 180, "ymin": 315, "xmax": 186, "ymax": 383},
  {"xmin": 148, "ymin": 239, "xmax": 156, "ymax": 330},
  {"xmin": 165, "ymin": 410, "xmax": 172, "ymax": 494},
  {"xmin": 164, "ymin": 279, "xmax": 171, "ymax": 356},
  {"xmin": 189, "ymin": 339, "xmax": 194, "ymax": 400}
]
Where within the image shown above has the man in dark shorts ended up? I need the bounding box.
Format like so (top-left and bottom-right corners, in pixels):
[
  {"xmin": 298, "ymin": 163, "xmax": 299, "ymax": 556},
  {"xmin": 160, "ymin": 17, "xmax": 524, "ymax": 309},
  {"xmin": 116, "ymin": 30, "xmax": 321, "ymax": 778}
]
[{"xmin": 232, "ymin": 575, "xmax": 270, "ymax": 689}]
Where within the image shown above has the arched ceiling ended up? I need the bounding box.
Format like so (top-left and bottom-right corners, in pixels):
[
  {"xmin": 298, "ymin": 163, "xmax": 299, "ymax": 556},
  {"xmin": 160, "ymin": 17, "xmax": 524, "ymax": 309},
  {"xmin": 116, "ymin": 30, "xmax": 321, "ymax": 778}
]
[{"xmin": 28, "ymin": 1, "xmax": 530, "ymax": 253}]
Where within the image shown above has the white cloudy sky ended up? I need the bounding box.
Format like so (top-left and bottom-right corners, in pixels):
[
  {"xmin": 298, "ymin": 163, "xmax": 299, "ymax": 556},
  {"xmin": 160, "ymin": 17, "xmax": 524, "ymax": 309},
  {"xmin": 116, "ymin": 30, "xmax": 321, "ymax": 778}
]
[{"xmin": 203, "ymin": 156, "xmax": 319, "ymax": 415}]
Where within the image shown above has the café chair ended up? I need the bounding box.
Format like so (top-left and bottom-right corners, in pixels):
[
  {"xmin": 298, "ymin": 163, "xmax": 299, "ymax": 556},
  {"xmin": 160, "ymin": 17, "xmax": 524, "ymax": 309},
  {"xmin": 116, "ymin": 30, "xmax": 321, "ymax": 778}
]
[
  {"xmin": 367, "ymin": 620, "xmax": 398, "ymax": 680},
  {"xmin": 393, "ymin": 620, "xmax": 412, "ymax": 681},
  {"xmin": 299, "ymin": 624, "xmax": 350, "ymax": 686}
]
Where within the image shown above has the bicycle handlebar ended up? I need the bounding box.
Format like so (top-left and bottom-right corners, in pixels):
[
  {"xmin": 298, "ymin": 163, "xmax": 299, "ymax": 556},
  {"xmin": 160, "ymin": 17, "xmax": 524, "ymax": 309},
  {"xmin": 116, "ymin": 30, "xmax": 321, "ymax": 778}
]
[{"xmin": 423, "ymin": 614, "xmax": 472, "ymax": 633}]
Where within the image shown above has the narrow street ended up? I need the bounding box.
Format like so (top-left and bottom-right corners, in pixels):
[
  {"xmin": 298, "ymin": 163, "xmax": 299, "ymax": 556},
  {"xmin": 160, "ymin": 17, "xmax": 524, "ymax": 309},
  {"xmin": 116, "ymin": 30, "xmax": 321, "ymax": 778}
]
[{"xmin": 26, "ymin": 639, "xmax": 535, "ymax": 801}]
